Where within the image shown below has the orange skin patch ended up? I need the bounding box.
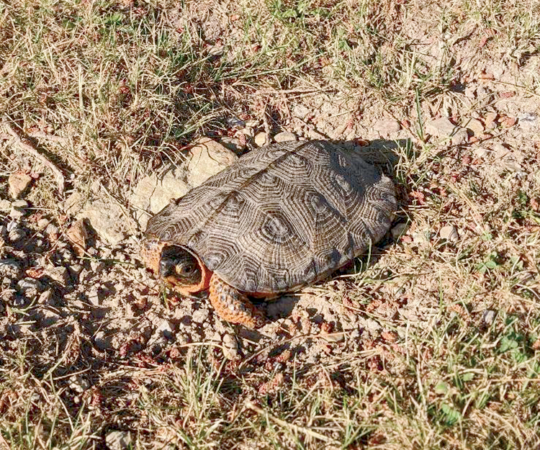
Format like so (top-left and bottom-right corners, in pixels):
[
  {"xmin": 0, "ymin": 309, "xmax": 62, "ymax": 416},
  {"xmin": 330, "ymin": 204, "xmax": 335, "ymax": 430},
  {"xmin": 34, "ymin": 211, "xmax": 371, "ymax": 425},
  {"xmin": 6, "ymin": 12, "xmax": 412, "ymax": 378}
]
[
  {"xmin": 209, "ymin": 274, "xmax": 266, "ymax": 329},
  {"xmin": 141, "ymin": 239, "xmax": 265, "ymax": 328}
]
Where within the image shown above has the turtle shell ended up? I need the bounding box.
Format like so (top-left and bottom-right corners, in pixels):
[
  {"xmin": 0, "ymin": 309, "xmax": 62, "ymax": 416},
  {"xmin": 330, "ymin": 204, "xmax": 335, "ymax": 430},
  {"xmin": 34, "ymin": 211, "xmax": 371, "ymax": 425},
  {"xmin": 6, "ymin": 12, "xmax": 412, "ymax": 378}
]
[{"xmin": 145, "ymin": 140, "xmax": 396, "ymax": 294}]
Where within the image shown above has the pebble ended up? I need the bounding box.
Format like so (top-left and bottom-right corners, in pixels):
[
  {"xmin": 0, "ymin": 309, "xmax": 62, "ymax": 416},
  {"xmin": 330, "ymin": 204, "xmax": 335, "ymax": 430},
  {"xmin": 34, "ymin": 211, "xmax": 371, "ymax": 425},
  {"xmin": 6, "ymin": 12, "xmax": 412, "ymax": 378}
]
[
  {"xmin": 94, "ymin": 331, "xmax": 111, "ymax": 350},
  {"xmin": 273, "ymin": 132, "xmax": 297, "ymax": 143},
  {"xmin": 292, "ymin": 104, "xmax": 310, "ymax": 119},
  {"xmin": 186, "ymin": 138, "xmax": 238, "ymax": 187},
  {"xmin": 439, "ymin": 225, "xmax": 459, "ymax": 243},
  {"xmin": 8, "ymin": 172, "xmax": 32, "ymax": 199},
  {"xmin": 254, "ymin": 132, "xmax": 267, "ymax": 147},
  {"xmin": 192, "ymin": 308, "xmax": 210, "ymax": 324},
  {"xmin": 17, "ymin": 278, "xmax": 43, "ymax": 295},
  {"xmin": 451, "ymin": 128, "xmax": 469, "ymax": 146},
  {"xmin": 373, "ymin": 118, "xmax": 401, "ymax": 137},
  {"xmin": 466, "ymin": 118, "xmax": 484, "ymax": 136},
  {"xmin": 0, "ymin": 259, "xmax": 22, "ymax": 278},
  {"xmin": 105, "ymin": 431, "xmax": 133, "ymax": 450},
  {"xmin": 8, "ymin": 228, "xmax": 26, "ymax": 242},
  {"xmin": 426, "ymin": 117, "xmax": 457, "ymax": 137},
  {"xmin": 0, "ymin": 199, "xmax": 10, "ymax": 210},
  {"xmin": 518, "ymin": 112, "xmax": 538, "ymax": 130},
  {"xmin": 222, "ymin": 333, "xmax": 240, "ymax": 360},
  {"xmin": 482, "ymin": 309, "xmax": 496, "ymax": 325},
  {"xmin": 156, "ymin": 319, "xmax": 175, "ymax": 339},
  {"xmin": 46, "ymin": 266, "xmax": 70, "ymax": 287}
]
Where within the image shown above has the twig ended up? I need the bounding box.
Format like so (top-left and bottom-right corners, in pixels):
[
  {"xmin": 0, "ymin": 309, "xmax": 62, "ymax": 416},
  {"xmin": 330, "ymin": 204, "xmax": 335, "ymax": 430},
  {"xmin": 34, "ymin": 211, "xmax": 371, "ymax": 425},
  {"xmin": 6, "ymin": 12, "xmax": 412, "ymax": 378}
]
[
  {"xmin": 1, "ymin": 121, "xmax": 65, "ymax": 193},
  {"xmin": 245, "ymin": 401, "xmax": 338, "ymax": 444}
]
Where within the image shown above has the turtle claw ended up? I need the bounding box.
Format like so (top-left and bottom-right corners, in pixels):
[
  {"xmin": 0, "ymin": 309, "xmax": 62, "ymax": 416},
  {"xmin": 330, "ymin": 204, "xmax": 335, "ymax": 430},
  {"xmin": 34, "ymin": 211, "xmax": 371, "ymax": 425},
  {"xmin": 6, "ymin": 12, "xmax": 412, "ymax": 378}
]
[{"xmin": 209, "ymin": 274, "xmax": 266, "ymax": 329}]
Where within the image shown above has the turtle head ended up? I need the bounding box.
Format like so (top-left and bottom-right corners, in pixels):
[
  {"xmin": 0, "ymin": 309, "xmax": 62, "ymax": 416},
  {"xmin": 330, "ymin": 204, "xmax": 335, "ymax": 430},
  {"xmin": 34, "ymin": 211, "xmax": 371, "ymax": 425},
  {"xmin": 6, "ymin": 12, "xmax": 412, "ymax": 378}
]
[
  {"xmin": 159, "ymin": 246, "xmax": 202, "ymax": 286},
  {"xmin": 141, "ymin": 239, "xmax": 211, "ymax": 294}
]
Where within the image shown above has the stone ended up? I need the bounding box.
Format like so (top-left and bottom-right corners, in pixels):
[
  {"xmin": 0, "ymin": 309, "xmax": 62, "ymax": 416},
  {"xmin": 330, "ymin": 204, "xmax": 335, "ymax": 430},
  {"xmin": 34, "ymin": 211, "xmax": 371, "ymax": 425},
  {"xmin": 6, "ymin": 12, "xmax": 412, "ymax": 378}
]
[
  {"xmin": 105, "ymin": 431, "xmax": 133, "ymax": 450},
  {"xmin": 466, "ymin": 118, "xmax": 484, "ymax": 136},
  {"xmin": 78, "ymin": 198, "xmax": 136, "ymax": 246},
  {"xmin": 482, "ymin": 309, "xmax": 496, "ymax": 325},
  {"xmin": 518, "ymin": 112, "xmax": 538, "ymax": 131},
  {"xmin": 222, "ymin": 333, "xmax": 240, "ymax": 360},
  {"xmin": 451, "ymin": 128, "xmax": 469, "ymax": 146},
  {"xmin": 273, "ymin": 132, "xmax": 297, "ymax": 143},
  {"xmin": 186, "ymin": 138, "xmax": 238, "ymax": 187},
  {"xmin": 130, "ymin": 167, "xmax": 190, "ymax": 229},
  {"xmin": 439, "ymin": 225, "xmax": 459, "ymax": 243},
  {"xmin": 63, "ymin": 191, "xmax": 85, "ymax": 216},
  {"xmin": 426, "ymin": 117, "xmax": 457, "ymax": 137},
  {"xmin": 8, "ymin": 172, "xmax": 32, "ymax": 199},
  {"xmin": 17, "ymin": 278, "xmax": 43, "ymax": 295},
  {"xmin": 8, "ymin": 228, "xmax": 26, "ymax": 242},
  {"xmin": 0, "ymin": 259, "xmax": 22, "ymax": 278},
  {"xmin": 373, "ymin": 118, "xmax": 401, "ymax": 137},
  {"xmin": 66, "ymin": 219, "xmax": 88, "ymax": 256},
  {"xmin": 254, "ymin": 132, "xmax": 267, "ymax": 147},
  {"xmin": 46, "ymin": 266, "xmax": 70, "ymax": 287},
  {"xmin": 292, "ymin": 104, "xmax": 310, "ymax": 119},
  {"xmin": 0, "ymin": 199, "xmax": 10, "ymax": 210}
]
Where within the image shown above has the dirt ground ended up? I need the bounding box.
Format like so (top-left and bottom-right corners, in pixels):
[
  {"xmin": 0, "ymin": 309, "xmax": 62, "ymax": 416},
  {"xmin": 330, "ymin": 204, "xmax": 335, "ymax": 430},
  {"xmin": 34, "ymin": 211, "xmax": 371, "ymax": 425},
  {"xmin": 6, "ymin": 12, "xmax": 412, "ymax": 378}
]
[{"xmin": 1, "ymin": 0, "xmax": 540, "ymax": 448}]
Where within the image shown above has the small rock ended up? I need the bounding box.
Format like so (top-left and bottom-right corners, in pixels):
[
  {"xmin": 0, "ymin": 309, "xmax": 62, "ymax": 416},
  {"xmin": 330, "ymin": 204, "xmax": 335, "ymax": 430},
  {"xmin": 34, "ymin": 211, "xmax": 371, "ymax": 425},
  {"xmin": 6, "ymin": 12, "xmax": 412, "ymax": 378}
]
[
  {"xmin": 439, "ymin": 225, "xmax": 459, "ymax": 243},
  {"xmin": 45, "ymin": 223, "xmax": 59, "ymax": 235},
  {"xmin": 254, "ymin": 132, "xmax": 267, "ymax": 147},
  {"xmin": 186, "ymin": 138, "xmax": 238, "ymax": 187},
  {"xmin": 222, "ymin": 333, "xmax": 240, "ymax": 360},
  {"xmin": 464, "ymin": 86, "xmax": 476, "ymax": 98},
  {"xmin": 292, "ymin": 104, "xmax": 310, "ymax": 119},
  {"xmin": 0, "ymin": 259, "xmax": 22, "ymax": 278},
  {"xmin": 482, "ymin": 309, "xmax": 496, "ymax": 325},
  {"xmin": 78, "ymin": 198, "xmax": 136, "ymax": 246},
  {"xmin": 484, "ymin": 112, "xmax": 497, "ymax": 129},
  {"xmin": 0, "ymin": 199, "xmax": 10, "ymax": 211},
  {"xmin": 94, "ymin": 331, "xmax": 111, "ymax": 350},
  {"xmin": 412, "ymin": 231, "xmax": 431, "ymax": 245},
  {"xmin": 156, "ymin": 319, "xmax": 175, "ymax": 339},
  {"xmin": 391, "ymin": 223, "xmax": 409, "ymax": 239},
  {"xmin": 226, "ymin": 117, "xmax": 245, "ymax": 128},
  {"xmin": 66, "ymin": 219, "xmax": 88, "ymax": 256},
  {"xmin": 68, "ymin": 376, "xmax": 90, "ymax": 393},
  {"xmin": 12, "ymin": 199, "xmax": 28, "ymax": 208},
  {"xmin": 46, "ymin": 266, "xmax": 70, "ymax": 287},
  {"xmin": 105, "ymin": 431, "xmax": 133, "ymax": 450},
  {"xmin": 192, "ymin": 308, "xmax": 210, "ymax": 324},
  {"xmin": 63, "ymin": 191, "xmax": 85, "ymax": 216},
  {"xmin": 474, "ymin": 147, "xmax": 489, "ymax": 159},
  {"xmin": 492, "ymin": 143, "xmax": 510, "ymax": 159},
  {"xmin": 451, "ymin": 128, "xmax": 469, "ymax": 146},
  {"xmin": 8, "ymin": 228, "xmax": 26, "ymax": 242},
  {"xmin": 38, "ymin": 290, "xmax": 54, "ymax": 305},
  {"xmin": 8, "ymin": 172, "xmax": 32, "ymax": 199},
  {"xmin": 17, "ymin": 278, "xmax": 43, "ymax": 295},
  {"xmin": 373, "ymin": 118, "xmax": 401, "ymax": 137},
  {"xmin": 273, "ymin": 132, "xmax": 297, "ymax": 143},
  {"xmin": 426, "ymin": 117, "xmax": 457, "ymax": 137},
  {"xmin": 518, "ymin": 112, "xmax": 538, "ymax": 130},
  {"xmin": 130, "ymin": 166, "xmax": 190, "ymax": 229},
  {"xmin": 466, "ymin": 118, "xmax": 484, "ymax": 136}
]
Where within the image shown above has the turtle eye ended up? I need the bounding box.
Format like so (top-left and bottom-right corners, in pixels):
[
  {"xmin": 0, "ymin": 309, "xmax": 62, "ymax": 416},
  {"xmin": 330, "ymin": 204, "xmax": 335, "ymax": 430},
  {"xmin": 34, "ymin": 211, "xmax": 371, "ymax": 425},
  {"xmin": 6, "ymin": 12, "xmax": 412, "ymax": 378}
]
[{"xmin": 179, "ymin": 264, "xmax": 195, "ymax": 275}]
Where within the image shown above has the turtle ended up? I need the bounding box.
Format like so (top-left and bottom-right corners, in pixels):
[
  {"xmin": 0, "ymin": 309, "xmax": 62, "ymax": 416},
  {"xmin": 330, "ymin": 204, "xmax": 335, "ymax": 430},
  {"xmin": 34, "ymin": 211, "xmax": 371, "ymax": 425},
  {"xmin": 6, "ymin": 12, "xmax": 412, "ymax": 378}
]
[{"xmin": 141, "ymin": 140, "xmax": 396, "ymax": 329}]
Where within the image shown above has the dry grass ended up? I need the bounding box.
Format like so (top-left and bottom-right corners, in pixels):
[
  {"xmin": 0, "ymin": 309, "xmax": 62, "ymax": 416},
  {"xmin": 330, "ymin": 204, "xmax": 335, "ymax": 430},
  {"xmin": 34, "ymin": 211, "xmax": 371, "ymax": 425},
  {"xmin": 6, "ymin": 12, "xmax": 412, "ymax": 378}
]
[{"xmin": 1, "ymin": 0, "xmax": 540, "ymax": 448}]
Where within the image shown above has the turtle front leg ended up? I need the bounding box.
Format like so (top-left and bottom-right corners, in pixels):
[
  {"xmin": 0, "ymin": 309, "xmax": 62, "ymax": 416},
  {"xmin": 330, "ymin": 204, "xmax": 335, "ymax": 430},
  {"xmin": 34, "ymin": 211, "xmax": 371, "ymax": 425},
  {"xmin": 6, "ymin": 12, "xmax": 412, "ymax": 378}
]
[{"xmin": 209, "ymin": 274, "xmax": 266, "ymax": 329}]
